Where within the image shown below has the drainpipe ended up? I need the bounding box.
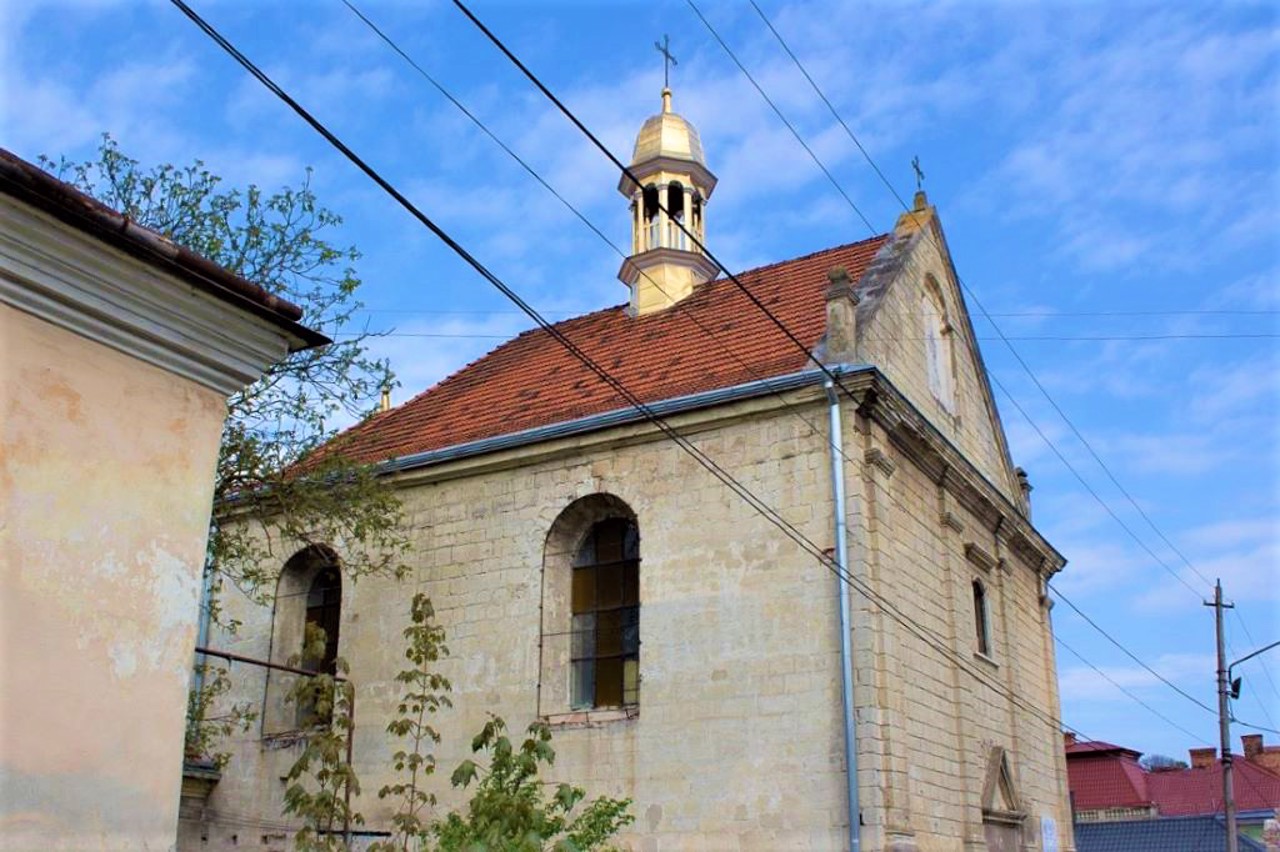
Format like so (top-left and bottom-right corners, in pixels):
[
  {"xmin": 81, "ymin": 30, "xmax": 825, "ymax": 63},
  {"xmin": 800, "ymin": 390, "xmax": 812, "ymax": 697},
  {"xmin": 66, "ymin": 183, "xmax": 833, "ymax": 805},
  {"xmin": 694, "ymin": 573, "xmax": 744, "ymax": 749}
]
[
  {"xmin": 826, "ymin": 378, "xmax": 860, "ymax": 852},
  {"xmin": 192, "ymin": 560, "xmax": 216, "ymax": 698}
]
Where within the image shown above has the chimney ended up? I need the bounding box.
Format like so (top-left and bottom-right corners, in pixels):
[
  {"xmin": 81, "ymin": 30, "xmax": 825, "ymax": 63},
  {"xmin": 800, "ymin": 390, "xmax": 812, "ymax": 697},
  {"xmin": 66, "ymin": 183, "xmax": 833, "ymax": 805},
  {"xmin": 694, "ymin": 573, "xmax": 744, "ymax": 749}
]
[
  {"xmin": 1064, "ymin": 732, "xmax": 1077, "ymax": 748},
  {"xmin": 1243, "ymin": 734, "xmax": 1264, "ymax": 760},
  {"xmin": 380, "ymin": 386, "xmax": 392, "ymax": 412},
  {"xmin": 823, "ymin": 265, "xmax": 860, "ymax": 364},
  {"xmin": 1189, "ymin": 747, "xmax": 1217, "ymax": 769},
  {"xmin": 1015, "ymin": 467, "xmax": 1033, "ymax": 518}
]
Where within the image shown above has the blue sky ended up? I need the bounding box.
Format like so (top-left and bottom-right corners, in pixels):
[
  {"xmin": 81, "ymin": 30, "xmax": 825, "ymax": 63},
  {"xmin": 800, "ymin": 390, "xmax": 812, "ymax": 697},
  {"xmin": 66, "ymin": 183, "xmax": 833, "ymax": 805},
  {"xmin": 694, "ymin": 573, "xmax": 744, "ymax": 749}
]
[{"xmin": 4, "ymin": 0, "xmax": 1277, "ymax": 764}]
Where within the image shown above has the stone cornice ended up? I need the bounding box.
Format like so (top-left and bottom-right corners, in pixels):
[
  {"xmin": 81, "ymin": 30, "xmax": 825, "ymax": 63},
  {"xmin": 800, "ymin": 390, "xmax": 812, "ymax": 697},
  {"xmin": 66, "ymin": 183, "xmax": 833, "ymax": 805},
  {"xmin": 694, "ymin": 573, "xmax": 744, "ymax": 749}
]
[
  {"xmin": 855, "ymin": 370, "xmax": 1065, "ymax": 576},
  {"xmin": 617, "ymin": 156, "xmax": 718, "ymax": 199},
  {"xmin": 1, "ymin": 196, "xmax": 297, "ymax": 396},
  {"xmin": 617, "ymin": 248, "xmax": 720, "ymax": 290}
]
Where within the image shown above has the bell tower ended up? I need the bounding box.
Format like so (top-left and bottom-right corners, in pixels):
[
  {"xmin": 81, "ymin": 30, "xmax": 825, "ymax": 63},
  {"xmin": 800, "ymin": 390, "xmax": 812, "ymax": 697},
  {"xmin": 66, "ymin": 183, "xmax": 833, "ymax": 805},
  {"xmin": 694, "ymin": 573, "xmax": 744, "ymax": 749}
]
[{"xmin": 617, "ymin": 85, "xmax": 719, "ymax": 315}]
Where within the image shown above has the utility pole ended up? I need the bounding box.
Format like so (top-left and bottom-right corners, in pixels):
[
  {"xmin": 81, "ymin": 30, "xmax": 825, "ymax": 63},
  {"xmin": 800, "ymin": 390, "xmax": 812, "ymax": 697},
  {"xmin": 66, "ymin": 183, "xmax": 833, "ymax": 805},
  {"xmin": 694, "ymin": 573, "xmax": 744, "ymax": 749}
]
[{"xmin": 1205, "ymin": 579, "xmax": 1238, "ymax": 852}]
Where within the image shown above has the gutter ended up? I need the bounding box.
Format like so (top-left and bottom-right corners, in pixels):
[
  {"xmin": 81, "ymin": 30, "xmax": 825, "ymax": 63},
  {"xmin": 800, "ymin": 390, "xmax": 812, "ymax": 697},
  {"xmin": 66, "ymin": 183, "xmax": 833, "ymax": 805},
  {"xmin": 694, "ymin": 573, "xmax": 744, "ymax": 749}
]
[
  {"xmin": 376, "ymin": 364, "xmax": 875, "ymax": 476},
  {"xmin": 826, "ymin": 378, "xmax": 861, "ymax": 852}
]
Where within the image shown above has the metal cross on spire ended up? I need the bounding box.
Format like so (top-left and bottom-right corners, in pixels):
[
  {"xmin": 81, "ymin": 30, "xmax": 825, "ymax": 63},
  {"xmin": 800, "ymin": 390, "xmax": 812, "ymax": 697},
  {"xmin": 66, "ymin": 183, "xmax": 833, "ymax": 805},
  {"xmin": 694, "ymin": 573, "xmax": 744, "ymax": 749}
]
[
  {"xmin": 911, "ymin": 155, "xmax": 925, "ymax": 191},
  {"xmin": 655, "ymin": 34, "xmax": 678, "ymax": 89}
]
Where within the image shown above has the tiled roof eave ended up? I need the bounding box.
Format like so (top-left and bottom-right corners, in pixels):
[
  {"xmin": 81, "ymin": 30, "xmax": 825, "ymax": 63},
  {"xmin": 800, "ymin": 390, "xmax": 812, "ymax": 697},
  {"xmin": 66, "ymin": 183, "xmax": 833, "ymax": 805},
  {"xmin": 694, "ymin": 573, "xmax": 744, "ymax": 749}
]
[{"xmin": 376, "ymin": 363, "xmax": 874, "ymax": 476}]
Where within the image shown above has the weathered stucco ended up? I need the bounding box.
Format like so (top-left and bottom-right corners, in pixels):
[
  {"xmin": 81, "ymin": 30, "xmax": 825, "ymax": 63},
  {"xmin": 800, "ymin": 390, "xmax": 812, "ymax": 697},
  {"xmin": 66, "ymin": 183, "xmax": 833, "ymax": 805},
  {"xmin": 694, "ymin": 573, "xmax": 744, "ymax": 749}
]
[{"xmin": 0, "ymin": 302, "xmax": 226, "ymax": 850}]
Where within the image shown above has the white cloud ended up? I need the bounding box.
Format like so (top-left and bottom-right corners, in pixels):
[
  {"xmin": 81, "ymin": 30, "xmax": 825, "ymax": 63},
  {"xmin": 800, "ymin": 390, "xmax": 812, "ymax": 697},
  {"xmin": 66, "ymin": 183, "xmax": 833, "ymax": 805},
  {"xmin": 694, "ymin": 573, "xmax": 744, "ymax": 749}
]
[{"xmin": 1058, "ymin": 651, "xmax": 1215, "ymax": 702}]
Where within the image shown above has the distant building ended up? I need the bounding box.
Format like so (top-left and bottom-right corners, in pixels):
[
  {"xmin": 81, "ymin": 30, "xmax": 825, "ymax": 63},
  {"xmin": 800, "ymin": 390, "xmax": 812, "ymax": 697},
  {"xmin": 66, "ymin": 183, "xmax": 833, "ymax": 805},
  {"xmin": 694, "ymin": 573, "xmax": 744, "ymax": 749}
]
[
  {"xmin": 1065, "ymin": 732, "xmax": 1280, "ymax": 846},
  {"xmin": 0, "ymin": 150, "xmax": 326, "ymax": 849},
  {"xmin": 1073, "ymin": 814, "xmax": 1267, "ymax": 852}
]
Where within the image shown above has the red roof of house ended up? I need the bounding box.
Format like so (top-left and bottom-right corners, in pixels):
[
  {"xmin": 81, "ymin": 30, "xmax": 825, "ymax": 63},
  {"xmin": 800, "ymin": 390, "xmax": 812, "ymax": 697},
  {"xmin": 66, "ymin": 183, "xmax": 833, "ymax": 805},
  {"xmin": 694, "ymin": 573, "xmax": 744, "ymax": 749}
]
[
  {"xmin": 1067, "ymin": 748, "xmax": 1153, "ymax": 810},
  {"xmin": 1066, "ymin": 740, "xmax": 1142, "ymax": 758},
  {"xmin": 332, "ymin": 236, "xmax": 889, "ymax": 465},
  {"xmin": 1067, "ymin": 740, "xmax": 1280, "ymax": 817},
  {"xmin": 1147, "ymin": 758, "xmax": 1280, "ymax": 816}
]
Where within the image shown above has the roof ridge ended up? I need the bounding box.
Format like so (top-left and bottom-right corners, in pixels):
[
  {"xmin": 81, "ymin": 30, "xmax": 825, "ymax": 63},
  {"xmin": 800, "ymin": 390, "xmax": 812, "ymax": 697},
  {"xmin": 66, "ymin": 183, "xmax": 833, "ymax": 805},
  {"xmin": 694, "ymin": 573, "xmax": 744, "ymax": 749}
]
[{"xmin": 710, "ymin": 233, "xmax": 891, "ymax": 284}]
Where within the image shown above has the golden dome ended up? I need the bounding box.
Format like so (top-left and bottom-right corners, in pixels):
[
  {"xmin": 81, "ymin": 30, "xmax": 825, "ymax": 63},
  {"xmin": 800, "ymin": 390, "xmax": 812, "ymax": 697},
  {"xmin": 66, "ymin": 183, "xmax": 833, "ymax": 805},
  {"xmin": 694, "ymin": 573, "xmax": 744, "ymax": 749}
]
[{"xmin": 630, "ymin": 88, "xmax": 706, "ymax": 167}]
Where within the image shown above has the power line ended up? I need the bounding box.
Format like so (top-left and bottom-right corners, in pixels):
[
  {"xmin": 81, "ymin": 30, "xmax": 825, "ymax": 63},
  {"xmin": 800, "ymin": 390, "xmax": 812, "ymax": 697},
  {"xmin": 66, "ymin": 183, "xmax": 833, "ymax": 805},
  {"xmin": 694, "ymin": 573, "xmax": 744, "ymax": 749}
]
[
  {"xmin": 681, "ymin": 0, "xmax": 876, "ymax": 235},
  {"xmin": 1230, "ymin": 609, "xmax": 1280, "ymax": 711},
  {"xmin": 175, "ymin": 0, "xmax": 1080, "ymax": 745},
  {"xmin": 1233, "ymin": 718, "xmax": 1280, "ymax": 736},
  {"xmin": 344, "ymin": 330, "xmax": 1280, "ymax": 342},
  {"xmin": 340, "ymin": 3, "xmax": 1230, "ymax": 755},
  {"xmin": 444, "ymin": 0, "xmax": 871, "ymax": 418},
  {"xmin": 1051, "ymin": 585, "xmax": 1218, "ymax": 716},
  {"xmin": 339, "ymin": 0, "xmax": 910, "ymax": 514},
  {"xmin": 351, "ymin": 306, "xmax": 1279, "ymax": 318},
  {"xmin": 438, "ymin": 0, "xmax": 1215, "ymax": 744},
  {"xmin": 1055, "ymin": 635, "xmax": 1204, "ymax": 742},
  {"xmin": 711, "ymin": 0, "xmax": 1224, "ymax": 610}
]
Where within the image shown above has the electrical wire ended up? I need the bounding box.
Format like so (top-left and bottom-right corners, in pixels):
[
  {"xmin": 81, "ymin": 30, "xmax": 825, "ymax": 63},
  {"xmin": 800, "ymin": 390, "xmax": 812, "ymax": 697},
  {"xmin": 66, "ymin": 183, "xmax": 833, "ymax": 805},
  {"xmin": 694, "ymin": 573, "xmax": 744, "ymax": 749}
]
[
  {"xmin": 741, "ymin": 0, "xmax": 1237, "ymax": 606},
  {"xmin": 173, "ymin": 0, "xmax": 1084, "ymax": 745},
  {"xmin": 1051, "ymin": 585, "xmax": 1217, "ymax": 716},
  {"xmin": 421, "ymin": 8, "xmax": 1268, "ymax": 725},
  {"xmin": 1054, "ymin": 635, "xmax": 1204, "ymax": 742},
  {"xmin": 340, "ymin": 0, "xmax": 885, "ymax": 487},
  {"xmin": 1231, "ymin": 610, "xmax": 1280, "ymax": 709},
  {"xmin": 696, "ymin": 4, "xmax": 1280, "ymax": 726}
]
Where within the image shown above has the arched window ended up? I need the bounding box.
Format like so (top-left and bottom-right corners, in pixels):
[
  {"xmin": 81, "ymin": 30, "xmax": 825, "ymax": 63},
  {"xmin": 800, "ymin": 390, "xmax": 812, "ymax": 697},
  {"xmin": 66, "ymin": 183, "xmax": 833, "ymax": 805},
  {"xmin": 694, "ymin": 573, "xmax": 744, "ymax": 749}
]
[
  {"xmin": 262, "ymin": 545, "xmax": 343, "ymax": 734},
  {"xmin": 972, "ymin": 579, "xmax": 991, "ymax": 657},
  {"xmin": 571, "ymin": 518, "xmax": 640, "ymax": 709},
  {"xmin": 690, "ymin": 192, "xmax": 704, "ymax": 245},
  {"xmin": 304, "ymin": 566, "xmax": 341, "ymax": 675},
  {"xmin": 922, "ymin": 277, "xmax": 956, "ymax": 412},
  {"xmin": 668, "ymin": 181, "xmax": 687, "ymax": 250},
  {"xmin": 540, "ymin": 494, "xmax": 641, "ymax": 719},
  {"xmin": 643, "ymin": 184, "xmax": 660, "ymax": 250}
]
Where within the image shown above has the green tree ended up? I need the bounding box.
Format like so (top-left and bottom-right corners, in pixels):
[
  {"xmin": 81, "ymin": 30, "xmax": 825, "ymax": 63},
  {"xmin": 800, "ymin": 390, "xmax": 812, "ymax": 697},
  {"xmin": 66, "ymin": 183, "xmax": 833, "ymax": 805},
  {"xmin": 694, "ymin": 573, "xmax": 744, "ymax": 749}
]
[
  {"xmin": 434, "ymin": 716, "xmax": 634, "ymax": 852},
  {"xmin": 282, "ymin": 623, "xmax": 364, "ymax": 851},
  {"xmin": 44, "ymin": 136, "xmax": 408, "ymax": 765},
  {"xmin": 184, "ymin": 664, "xmax": 257, "ymax": 771},
  {"xmin": 368, "ymin": 592, "xmax": 453, "ymax": 852},
  {"xmin": 44, "ymin": 134, "xmax": 405, "ymax": 619}
]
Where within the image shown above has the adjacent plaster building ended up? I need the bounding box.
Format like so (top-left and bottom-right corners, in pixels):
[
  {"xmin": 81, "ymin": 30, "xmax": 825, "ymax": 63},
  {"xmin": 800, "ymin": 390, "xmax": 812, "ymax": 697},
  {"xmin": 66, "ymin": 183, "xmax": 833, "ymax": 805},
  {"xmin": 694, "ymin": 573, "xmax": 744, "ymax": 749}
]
[
  {"xmin": 196, "ymin": 89, "xmax": 1074, "ymax": 851},
  {"xmin": 0, "ymin": 150, "xmax": 326, "ymax": 850}
]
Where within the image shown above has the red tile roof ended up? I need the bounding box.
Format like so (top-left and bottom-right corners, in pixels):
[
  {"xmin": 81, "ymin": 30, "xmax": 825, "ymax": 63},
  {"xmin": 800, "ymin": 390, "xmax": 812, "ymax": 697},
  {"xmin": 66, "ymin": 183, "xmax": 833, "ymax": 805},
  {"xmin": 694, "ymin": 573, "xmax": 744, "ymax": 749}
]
[
  {"xmin": 1067, "ymin": 741, "xmax": 1280, "ymax": 817},
  {"xmin": 1067, "ymin": 740, "xmax": 1142, "ymax": 758},
  {"xmin": 1147, "ymin": 758, "xmax": 1280, "ymax": 816},
  {"xmin": 1068, "ymin": 750, "xmax": 1152, "ymax": 810},
  {"xmin": 333, "ymin": 236, "xmax": 889, "ymax": 465}
]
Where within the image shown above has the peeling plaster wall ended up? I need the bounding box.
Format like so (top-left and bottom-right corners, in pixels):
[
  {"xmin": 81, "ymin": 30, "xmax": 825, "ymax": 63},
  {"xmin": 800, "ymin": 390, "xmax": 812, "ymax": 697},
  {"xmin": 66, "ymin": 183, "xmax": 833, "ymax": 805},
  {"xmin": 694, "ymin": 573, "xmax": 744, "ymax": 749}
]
[{"xmin": 0, "ymin": 303, "xmax": 228, "ymax": 850}]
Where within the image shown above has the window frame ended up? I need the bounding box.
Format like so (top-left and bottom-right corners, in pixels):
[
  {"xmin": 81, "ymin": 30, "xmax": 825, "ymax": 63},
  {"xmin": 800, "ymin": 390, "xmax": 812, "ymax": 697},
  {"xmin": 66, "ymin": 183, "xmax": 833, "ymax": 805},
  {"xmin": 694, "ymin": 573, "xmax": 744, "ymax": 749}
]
[
  {"xmin": 539, "ymin": 494, "xmax": 642, "ymax": 724},
  {"xmin": 569, "ymin": 518, "xmax": 641, "ymax": 710},
  {"xmin": 972, "ymin": 578, "xmax": 992, "ymax": 658}
]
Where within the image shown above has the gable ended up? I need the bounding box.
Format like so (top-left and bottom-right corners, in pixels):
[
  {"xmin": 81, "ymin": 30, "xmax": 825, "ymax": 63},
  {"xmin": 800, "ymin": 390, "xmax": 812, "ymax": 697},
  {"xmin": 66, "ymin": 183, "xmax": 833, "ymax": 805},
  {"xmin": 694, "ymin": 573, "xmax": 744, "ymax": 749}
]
[{"xmin": 852, "ymin": 205, "xmax": 1024, "ymax": 505}]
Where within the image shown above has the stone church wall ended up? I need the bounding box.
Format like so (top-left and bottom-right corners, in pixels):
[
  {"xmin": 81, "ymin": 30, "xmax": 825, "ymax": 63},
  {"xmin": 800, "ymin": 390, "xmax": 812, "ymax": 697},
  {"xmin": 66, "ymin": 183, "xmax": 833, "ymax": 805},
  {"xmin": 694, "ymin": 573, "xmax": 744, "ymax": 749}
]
[{"xmin": 189, "ymin": 385, "xmax": 1069, "ymax": 851}]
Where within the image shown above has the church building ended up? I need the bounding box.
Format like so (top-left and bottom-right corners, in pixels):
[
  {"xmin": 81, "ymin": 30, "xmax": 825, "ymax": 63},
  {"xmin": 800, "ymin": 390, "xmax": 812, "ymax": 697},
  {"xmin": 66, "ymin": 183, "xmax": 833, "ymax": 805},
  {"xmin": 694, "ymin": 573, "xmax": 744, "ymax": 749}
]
[{"xmin": 192, "ymin": 85, "xmax": 1075, "ymax": 852}]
